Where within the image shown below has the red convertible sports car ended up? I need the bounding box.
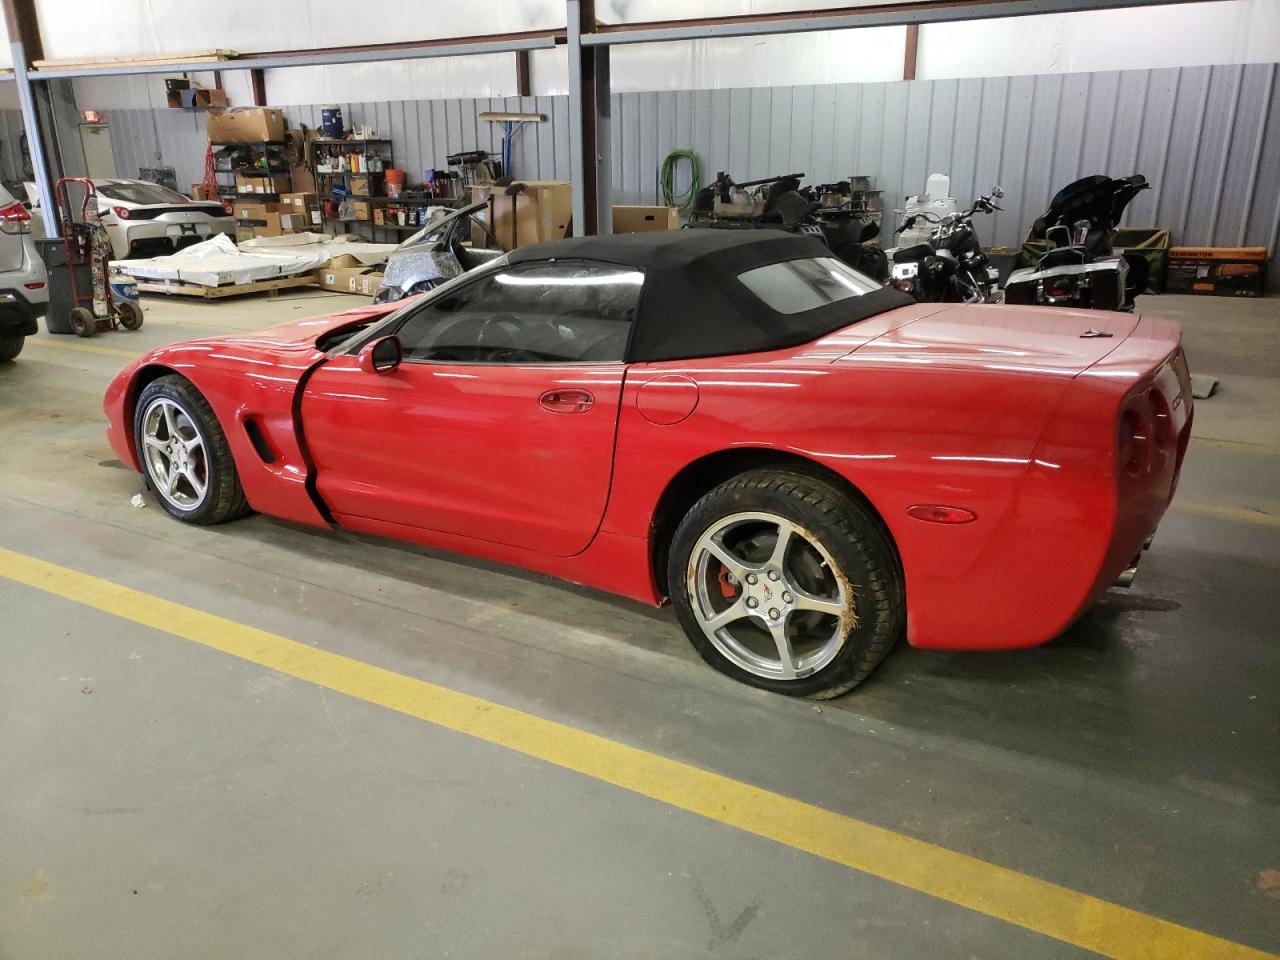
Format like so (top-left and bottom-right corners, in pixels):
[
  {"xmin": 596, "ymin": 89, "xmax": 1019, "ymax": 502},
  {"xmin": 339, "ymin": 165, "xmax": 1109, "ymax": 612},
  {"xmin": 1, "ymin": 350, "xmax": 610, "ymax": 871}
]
[{"xmin": 104, "ymin": 230, "xmax": 1192, "ymax": 697}]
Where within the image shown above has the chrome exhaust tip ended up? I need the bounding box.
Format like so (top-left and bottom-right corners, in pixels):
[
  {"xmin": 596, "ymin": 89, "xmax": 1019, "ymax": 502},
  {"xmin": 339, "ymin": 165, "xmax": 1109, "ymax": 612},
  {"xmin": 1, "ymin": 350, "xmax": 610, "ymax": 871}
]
[{"xmin": 1114, "ymin": 555, "xmax": 1141, "ymax": 588}]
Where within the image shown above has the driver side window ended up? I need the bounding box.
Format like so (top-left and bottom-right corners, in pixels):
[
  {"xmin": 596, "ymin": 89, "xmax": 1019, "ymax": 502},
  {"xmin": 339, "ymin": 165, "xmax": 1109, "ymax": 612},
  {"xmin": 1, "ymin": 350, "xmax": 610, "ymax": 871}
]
[{"xmin": 393, "ymin": 259, "xmax": 643, "ymax": 364}]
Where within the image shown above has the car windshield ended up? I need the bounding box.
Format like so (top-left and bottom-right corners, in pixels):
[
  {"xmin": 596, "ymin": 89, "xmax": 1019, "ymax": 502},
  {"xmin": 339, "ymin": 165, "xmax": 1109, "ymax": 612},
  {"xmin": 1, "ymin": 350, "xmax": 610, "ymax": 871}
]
[
  {"xmin": 738, "ymin": 257, "xmax": 880, "ymax": 314},
  {"xmin": 97, "ymin": 181, "xmax": 191, "ymax": 205}
]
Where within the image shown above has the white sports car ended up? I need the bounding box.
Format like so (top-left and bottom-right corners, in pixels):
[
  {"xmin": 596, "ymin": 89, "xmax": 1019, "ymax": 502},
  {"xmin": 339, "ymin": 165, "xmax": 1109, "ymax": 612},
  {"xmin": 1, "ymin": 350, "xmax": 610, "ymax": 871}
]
[{"xmin": 94, "ymin": 180, "xmax": 235, "ymax": 260}]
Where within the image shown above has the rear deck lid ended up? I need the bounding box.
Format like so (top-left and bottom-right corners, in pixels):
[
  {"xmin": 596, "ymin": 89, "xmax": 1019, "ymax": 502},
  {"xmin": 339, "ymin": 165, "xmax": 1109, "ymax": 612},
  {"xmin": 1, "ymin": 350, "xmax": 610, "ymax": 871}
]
[{"xmin": 839, "ymin": 303, "xmax": 1139, "ymax": 375}]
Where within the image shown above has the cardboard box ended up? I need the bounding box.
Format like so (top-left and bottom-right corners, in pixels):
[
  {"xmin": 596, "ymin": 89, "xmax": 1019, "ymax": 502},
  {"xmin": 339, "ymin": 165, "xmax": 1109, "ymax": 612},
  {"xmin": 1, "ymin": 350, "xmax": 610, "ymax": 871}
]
[
  {"xmin": 612, "ymin": 205, "xmax": 679, "ymax": 233},
  {"xmin": 349, "ymin": 174, "xmax": 373, "ymax": 197},
  {"xmin": 315, "ymin": 266, "xmax": 384, "ymax": 295},
  {"xmin": 349, "ymin": 200, "xmax": 372, "ymax": 221},
  {"xmin": 373, "ymin": 207, "xmax": 387, "ymax": 226},
  {"xmin": 190, "ymin": 184, "xmax": 216, "ymax": 201},
  {"xmin": 280, "ymin": 192, "xmax": 317, "ymax": 212},
  {"xmin": 279, "ymin": 192, "xmax": 321, "ymax": 231},
  {"xmin": 235, "ymin": 226, "xmax": 257, "ymax": 243},
  {"xmin": 234, "ymin": 173, "xmax": 291, "ymax": 195},
  {"xmin": 207, "ymin": 107, "xmax": 286, "ymax": 144},
  {"xmin": 234, "ymin": 200, "xmax": 278, "ymax": 222},
  {"xmin": 1165, "ymin": 247, "xmax": 1267, "ymax": 297},
  {"xmin": 469, "ymin": 181, "xmax": 572, "ymax": 252},
  {"xmin": 235, "ymin": 201, "xmax": 283, "ymax": 236}
]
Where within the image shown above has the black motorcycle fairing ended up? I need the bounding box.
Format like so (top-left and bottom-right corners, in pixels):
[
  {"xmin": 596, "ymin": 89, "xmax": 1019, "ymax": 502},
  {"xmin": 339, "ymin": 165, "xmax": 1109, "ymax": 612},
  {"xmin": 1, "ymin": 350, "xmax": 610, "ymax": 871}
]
[{"xmin": 1033, "ymin": 174, "xmax": 1149, "ymax": 244}]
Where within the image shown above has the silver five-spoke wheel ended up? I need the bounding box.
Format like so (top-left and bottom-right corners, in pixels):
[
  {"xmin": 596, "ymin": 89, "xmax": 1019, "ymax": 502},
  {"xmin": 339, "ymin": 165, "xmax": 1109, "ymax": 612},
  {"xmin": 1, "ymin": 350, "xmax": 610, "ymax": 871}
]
[
  {"xmin": 687, "ymin": 511, "xmax": 854, "ymax": 681},
  {"xmin": 140, "ymin": 397, "xmax": 209, "ymax": 511}
]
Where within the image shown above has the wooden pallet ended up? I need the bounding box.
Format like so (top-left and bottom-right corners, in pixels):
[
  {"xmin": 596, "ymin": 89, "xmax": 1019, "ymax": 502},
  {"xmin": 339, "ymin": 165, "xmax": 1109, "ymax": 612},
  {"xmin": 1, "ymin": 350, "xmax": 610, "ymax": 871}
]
[{"xmin": 136, "ymin": 274, "xmax": 319, "ymax": 300}]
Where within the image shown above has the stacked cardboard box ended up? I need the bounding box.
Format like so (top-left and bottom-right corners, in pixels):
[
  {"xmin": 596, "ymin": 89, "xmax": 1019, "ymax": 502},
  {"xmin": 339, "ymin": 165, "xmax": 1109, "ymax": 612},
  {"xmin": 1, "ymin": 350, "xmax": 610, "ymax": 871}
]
[
  {"xmin": 235, "ymin": 200, "xmax": 282, "ymax": 239},
  {"xmin": 279, "ymin": 192, "xmax": 321, "ymax": 234}
]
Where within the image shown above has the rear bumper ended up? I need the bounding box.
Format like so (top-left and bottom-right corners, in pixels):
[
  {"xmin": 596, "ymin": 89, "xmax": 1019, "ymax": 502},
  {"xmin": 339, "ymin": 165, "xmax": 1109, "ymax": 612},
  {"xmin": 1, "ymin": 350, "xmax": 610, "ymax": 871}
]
[
  {"xmin": 0, "ymin": 289, "xmax": 44, "ymax": 337},
  {"xmin": 115, "ymin": 218, "xmax": 235, "ymax": 258}
]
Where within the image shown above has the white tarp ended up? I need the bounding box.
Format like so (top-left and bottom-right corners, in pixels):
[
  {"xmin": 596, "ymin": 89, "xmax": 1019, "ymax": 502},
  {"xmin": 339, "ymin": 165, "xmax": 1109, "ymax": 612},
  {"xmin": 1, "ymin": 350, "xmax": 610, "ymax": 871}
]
[
  {"xmin": 116, "ymin": 233, "xmax": 397, "ymax": 288},
  {"xmin": 237, "ymin": 232, "xmax": 395, "ymax": 266}
]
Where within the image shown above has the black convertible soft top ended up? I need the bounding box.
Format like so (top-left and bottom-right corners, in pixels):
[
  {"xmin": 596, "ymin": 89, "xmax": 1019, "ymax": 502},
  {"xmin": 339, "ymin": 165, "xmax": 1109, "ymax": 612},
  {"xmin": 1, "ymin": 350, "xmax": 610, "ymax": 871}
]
[{"xmin": 507, "ymin": 229, "xmax": 912, "ymax": 363}]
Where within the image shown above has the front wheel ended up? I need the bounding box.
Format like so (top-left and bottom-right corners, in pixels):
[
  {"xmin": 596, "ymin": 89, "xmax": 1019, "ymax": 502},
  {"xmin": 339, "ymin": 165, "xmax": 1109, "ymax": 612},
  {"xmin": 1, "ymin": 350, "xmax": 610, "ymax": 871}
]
[
  {"xmin": 668, "ymin": 470, "xmax": 903, "ymax": 698},
  {"xmin": 133, "ymin": 375, "xmax": 250, "ymax": 525},
  {"xmin": 0, "ymin": 335, "xmax": 23, "ymax": 362}
]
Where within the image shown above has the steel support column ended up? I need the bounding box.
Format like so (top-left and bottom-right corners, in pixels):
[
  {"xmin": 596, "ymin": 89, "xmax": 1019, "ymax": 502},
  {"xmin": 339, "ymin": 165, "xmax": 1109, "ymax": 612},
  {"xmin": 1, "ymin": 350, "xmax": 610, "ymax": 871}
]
[
  {"xmin": 566, "ymin": 0, "xmax": 590, "ymax": 235},
  {"xmin": 568, "ymin": 0, "xmax": 610, "ymax": 236},
  {"xmin": 592, "ymin": 44, "xmax": 611, "ymax": 235},
  {"xmin": 10, "ymin": 42, "xmax": 58, "ymax": 237}
]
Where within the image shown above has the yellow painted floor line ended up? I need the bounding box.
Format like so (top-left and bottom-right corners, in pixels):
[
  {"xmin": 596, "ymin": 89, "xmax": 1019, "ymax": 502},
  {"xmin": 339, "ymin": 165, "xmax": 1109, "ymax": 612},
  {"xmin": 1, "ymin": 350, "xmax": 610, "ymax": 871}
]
[
  {"xmin": 1172, "ymin": 500, "xmax": 1280, "ymax": 528},
  {"xmin": 24, "ymin": 337, "xmax": 139, "ymax": 359},
  {"xmin": 0, "ymin": 545, "xmax": 1273, "ymax": 960}
]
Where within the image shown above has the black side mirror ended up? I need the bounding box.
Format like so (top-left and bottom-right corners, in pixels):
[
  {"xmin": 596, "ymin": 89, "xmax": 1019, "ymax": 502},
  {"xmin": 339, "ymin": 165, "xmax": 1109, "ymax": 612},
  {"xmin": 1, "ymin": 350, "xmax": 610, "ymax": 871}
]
[{"xmin": 360, "ymin": 334, "xmax": 403, "ymax": 374}]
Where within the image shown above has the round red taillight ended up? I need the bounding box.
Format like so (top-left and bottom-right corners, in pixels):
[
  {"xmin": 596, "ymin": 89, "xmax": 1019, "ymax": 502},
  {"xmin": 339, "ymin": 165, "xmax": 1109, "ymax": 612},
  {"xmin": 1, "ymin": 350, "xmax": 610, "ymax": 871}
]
[
  {"xmin": 112, "ymin": 206, "xmax": 132, "ymax": 220},
  {"xmin": 1148, "ymin": 388, "xmax": 1173, "ymax": 450},
  {"xmin": 1119, "ymin": 407, "xmax": 1152, "ymax": 475}
]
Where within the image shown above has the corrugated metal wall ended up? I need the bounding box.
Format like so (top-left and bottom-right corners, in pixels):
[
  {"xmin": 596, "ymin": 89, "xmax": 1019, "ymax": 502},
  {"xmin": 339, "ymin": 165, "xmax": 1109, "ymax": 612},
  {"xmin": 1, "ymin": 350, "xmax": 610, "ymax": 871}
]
[
  {"xmin": 609, "ymin": 62, "xmax": 1280, "ymax": 262},
  {"xmin": 100, "ymin": 62, "xmax": 1280, "ymax": 282}
]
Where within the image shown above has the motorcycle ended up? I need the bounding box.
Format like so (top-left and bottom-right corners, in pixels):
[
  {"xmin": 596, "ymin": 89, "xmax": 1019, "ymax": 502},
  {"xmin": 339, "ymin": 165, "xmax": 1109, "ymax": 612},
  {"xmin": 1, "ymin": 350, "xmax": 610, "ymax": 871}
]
[
  {"xmin": 689, "ymin": 172, "xmax": 889, "ymax": 281},
  {"xmin": 888, "ymin": 187, "xmax": 1004, "ymax": 303},
  {"xmin": 1004, "ymin": 174, "xmax": 1150, "ymax": 312}
]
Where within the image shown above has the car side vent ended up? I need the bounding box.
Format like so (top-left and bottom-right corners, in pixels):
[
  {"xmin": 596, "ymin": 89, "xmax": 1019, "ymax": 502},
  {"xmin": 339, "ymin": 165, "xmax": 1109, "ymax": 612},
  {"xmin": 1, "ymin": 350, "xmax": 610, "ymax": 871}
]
[{"xmin": 243, "ymin": 419, "xmax": 277, "ymax": 464}]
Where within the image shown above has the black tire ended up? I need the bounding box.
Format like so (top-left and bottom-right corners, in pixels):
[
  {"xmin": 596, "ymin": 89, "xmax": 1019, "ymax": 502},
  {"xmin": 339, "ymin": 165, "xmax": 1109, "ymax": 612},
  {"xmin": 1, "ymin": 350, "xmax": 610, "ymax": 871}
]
[
  {"xmin": 668, "ymin": 469, "xmax": 903, "ymax": 698},
  {"xmin": 69, "ymin": 307, "xmax": 95, "ymax": 338},
  {"xmin": 117, "ymin": 301, "xmax": 144, "ymax": 330},
  {"xmin": 133, "ymin": 374, "xmax": 250, "ymax": 525},
  {"xmin": 0, "ymin": 335, "xmax": 23, "ymax": 362}
]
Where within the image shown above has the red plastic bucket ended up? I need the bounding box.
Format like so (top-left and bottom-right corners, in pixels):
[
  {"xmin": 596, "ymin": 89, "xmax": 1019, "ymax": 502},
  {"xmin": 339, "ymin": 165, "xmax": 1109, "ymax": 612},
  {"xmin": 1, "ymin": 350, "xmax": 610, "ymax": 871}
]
[{"xmin": 384, "ymin": 168, "xmax": 406, "ymax": 199}]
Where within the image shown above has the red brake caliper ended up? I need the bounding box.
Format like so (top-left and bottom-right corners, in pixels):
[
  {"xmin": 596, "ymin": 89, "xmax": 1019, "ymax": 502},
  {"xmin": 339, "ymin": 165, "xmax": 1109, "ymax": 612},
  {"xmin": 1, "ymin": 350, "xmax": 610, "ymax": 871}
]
[{"xmin": 717, "ymin": 566, "xmax": 738, "ymax": 600}]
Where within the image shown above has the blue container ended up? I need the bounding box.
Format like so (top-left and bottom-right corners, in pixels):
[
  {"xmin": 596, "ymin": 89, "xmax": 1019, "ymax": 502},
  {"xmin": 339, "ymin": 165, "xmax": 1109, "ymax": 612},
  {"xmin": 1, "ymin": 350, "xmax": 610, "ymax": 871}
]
[
  {"xmin": 321, "ymin": 105, "xmax": 344, "ymax": 139},
  {"xmin": 110, "ymin": 276, "xmax": 139, "ymax": 305}
]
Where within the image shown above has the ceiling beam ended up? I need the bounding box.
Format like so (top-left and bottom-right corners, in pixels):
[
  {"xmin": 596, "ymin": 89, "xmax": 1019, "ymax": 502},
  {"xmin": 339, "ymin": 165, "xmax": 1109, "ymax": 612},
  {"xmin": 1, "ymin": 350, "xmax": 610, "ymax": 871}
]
[
  {"xmin": 28, "ymin": 32, "xmax": 562, "ymax": 80},
  {"xmin": 581, "ymin": 0, "xmax": 1209, "ymax": 45}
]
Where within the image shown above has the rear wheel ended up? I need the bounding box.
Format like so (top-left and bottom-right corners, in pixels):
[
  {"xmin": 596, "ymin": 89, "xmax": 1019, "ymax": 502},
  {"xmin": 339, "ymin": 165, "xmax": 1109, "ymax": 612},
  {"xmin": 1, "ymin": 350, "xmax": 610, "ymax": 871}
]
[
  {"xmin": 133, "ymin": 375, "xmax": 250, "ymax": 525},
  {"xmin": 117, "ymin": 301, "xmax": 144, "ymax": 330},
  {"xmin": 668, "ymin": 469, "xmax": 903, "ymax": 698},
  {"xmin": 69, "ymin": 307, "xmax": 95, "ymax": 338},
  {"xmin": 0, "ymin": 336, "xmax": 23, "ymax": 362}
]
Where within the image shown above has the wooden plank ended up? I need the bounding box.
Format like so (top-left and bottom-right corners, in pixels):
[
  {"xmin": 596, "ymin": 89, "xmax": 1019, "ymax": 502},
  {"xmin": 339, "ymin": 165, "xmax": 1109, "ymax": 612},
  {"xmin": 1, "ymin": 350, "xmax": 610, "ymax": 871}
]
[
  {"xmin": 136, "ymin": 274, "xmax": 318, "ymax": 300},
  {"xmin": 33, "ymin": 50, "xmax": 235, "ymax": 70}
]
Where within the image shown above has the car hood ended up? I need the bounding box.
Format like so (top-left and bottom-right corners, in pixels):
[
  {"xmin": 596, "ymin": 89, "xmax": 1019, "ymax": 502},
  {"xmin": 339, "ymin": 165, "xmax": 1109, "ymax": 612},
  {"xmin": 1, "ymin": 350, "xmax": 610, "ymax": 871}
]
[
  {"xmin": 126, "ymin": 304, "xmax": 399, "ymax": 375},
  {"xmin": 840, "ymin": 303, "xmax": 1139, "ymax": 375},
  {"xmin": 206, "ymin": 304, "xmax": 398, "ymax": 352}
]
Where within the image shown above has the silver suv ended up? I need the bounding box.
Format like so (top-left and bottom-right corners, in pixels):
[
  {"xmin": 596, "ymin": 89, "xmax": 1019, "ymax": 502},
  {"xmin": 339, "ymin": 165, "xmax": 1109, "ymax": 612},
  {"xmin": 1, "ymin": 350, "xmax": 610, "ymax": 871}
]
[{"xmin": 0, "ymin": 183, "xmax": 49, "ymax": 362}]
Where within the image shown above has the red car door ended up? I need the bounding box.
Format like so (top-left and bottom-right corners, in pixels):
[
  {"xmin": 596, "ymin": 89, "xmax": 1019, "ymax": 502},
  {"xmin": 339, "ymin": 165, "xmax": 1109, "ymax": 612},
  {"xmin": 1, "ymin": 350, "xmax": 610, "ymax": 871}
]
[{"xmin": 299, "ymin": 258, "xmax": 642, "ymax": 558}]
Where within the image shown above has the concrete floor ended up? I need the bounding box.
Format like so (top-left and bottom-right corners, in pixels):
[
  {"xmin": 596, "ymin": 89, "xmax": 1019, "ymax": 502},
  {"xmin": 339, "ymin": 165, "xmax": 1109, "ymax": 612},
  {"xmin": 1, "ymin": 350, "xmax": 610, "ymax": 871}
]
[{"xmin": 0, "ymin": 288, "xmax": 1277, "ymax": 958}]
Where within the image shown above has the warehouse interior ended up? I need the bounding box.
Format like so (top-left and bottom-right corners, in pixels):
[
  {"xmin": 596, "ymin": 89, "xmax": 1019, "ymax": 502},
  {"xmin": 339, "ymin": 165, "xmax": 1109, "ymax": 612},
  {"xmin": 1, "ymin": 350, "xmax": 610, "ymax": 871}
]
[{"xmin": 0, "ymin": 2, "xmax": 1278, "ymax": 958}]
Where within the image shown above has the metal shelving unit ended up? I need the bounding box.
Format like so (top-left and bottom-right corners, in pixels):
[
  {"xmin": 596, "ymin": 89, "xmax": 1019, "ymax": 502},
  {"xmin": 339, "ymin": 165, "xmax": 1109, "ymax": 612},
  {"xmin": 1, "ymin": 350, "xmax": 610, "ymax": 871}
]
[
  {"xmin": 212, "ymin": 140, "xmax": 293, "ymax": 201},
  {"xmin": 309, "ymin": 137, "xmax": 400, "ymax": 240}
]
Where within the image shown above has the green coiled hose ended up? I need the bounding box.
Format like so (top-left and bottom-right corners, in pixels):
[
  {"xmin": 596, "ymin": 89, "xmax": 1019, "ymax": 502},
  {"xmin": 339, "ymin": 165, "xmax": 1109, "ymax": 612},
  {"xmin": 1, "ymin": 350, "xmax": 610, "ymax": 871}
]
[{"xmin": 660, "ymin": 149, "xmax": 702, "ymax": 216}]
